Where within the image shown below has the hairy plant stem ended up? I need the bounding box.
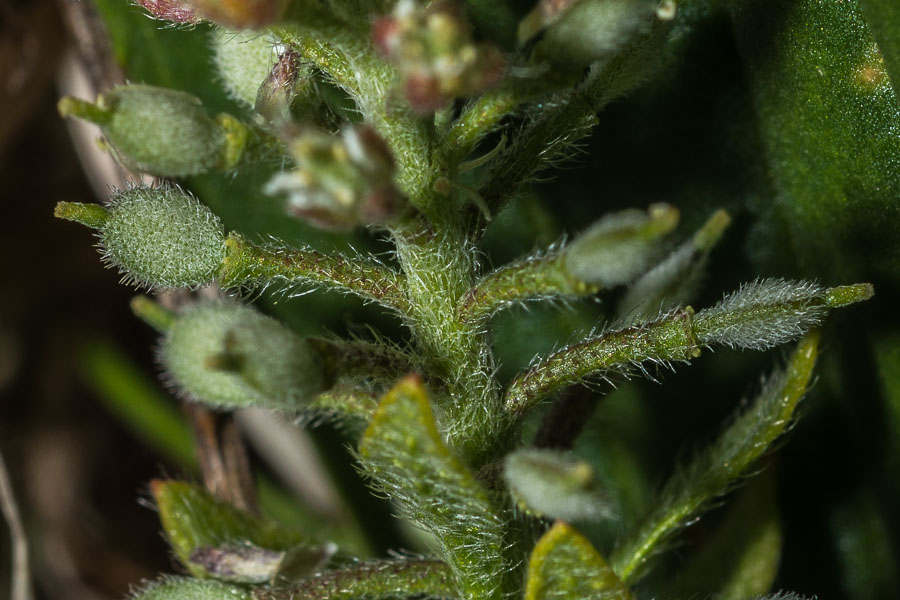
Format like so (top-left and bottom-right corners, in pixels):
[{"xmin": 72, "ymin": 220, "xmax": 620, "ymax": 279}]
[
  {"xmin": 219, "ymin": 234, "xmax": 410, "ymax": 314},
  {"xmin": 253, "ymin": 558, "xmax": 457, "ymax": 600},
  {"xmin": 389, "ymin": 213, "xmax": 503, "ymax": 467}
]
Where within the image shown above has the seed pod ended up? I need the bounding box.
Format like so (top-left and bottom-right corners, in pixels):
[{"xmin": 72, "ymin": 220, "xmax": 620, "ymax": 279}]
[
  {"xmin": 132, "ymin": 577, "xmax": 250, "ymax": 600},
  {"xmin": 58, "ymin": 85, "xmax": 246, "ymax": 177},
  {"xmin": 103, "ymin": 186, "xmax": 226, "ymax": 289},
  {"xmin": 55, "ymin": 186, "xmax": 226, "ymax": 289},
  {"xmin": 564, "ymin": 203, "xmax": 679, "ymax": 287},
  {"xmin": 162, "ymin": 301, "xmax": 331, "ymax": 410},
  {"xmin": 504, "ymin": 448, "xmax": 613, "ymax": 521},
  {"xmin": 534, "ymin": 0, "xmax": 658, "ymax": 70}
]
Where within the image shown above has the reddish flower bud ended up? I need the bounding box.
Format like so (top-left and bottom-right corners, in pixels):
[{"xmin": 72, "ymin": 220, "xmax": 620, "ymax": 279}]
[
  {"xmin": 134, "ymin": 0, "xmax": 201, "ymax": 24},
  {"xmin": 265, "ymin": 127, "xmax": 402, "ymax": 230},
  {"xmin": 373, "ymin": 0, "xmax": 505, "ymax": 112}
]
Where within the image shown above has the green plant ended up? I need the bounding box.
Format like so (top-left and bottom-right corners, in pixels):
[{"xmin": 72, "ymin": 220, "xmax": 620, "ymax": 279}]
[{"xmin": 54, "ymin": 0, "xmax": 897, "ymax": 599}]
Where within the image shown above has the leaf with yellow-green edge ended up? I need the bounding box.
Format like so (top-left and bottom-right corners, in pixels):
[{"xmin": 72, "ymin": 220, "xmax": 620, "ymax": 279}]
[
  {"xmin": 525, "ymin": 522, "xmax": 634, "ymax": 600},
  {"xmin": 730, "ymin": 0, "xmax": 900, "ymax": 285},
  {"xmin": 666, "ymin": 472, "xmax": 781, "ymax": 599},
  {"xmin": 859, "ymin": 0, "xmax": 900, "ymax": 91},
  {"xmin": 611, "ymin": 330, "xmax": 820, "ymax": 583},
  {"xmin": 151, "ymin": 480, "xmax": 333, "ymax": 582},
  {"xmin": 357, "ymin": 376, "xmax": 508, "ymax": 600}
]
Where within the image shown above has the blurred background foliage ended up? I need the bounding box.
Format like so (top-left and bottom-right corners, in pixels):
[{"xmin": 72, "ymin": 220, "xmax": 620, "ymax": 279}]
[{"xmin": 0, "ymin": 0, "xmax": 897, "ymax": 598}]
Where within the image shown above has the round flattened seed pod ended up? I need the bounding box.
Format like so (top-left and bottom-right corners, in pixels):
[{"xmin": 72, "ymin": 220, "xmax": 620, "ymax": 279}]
[
  {"xmin": 100, "ymin": 85, "xmax": 227, "ymax": 177},
  {"xmin": 102, "ymin": 186, "xmax": 226, "ymax": 289},
  {"xmin": 133, "ymin": 577, "xmax": 251, "ymax": 600},
  {"xmin": 162, "ymin": 301, "xmax": 330, "ymax": 410}
]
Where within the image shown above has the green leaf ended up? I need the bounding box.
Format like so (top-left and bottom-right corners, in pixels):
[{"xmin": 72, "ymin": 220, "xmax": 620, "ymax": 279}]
[
  {"xmin": 859, "ymin": 0, "xmax": 900, "ymax": 92},
  {"xmin": 357, "ymin": 376, "xmax": 507, "ymax": 600},
  {"xmin": 829, "ymin": 490, "xmax": 900, "ymax": 600},
  {"xmin": 667, "ymin": 473, "xmax": 782, "ymax": 599},
  {"xmin": 78, "ymin": 339, "xmax": 196, "ymax": 469},
  {"xmin": 730, "ymin": 0, "xmax": 900, "ymax": 284},
  {"xmin": 611, "ymin": 331, "xmax": 819, "ymax": 583},
  {"xmin": 524, "ymin": 522, "xmax": 634, "ymax": 600},
  {"xmin": 152, "ymin": 480, "xmax": 328, "ymax": 580}
]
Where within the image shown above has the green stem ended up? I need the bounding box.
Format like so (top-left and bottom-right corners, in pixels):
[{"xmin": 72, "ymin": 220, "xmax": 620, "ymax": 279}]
[
  {"xmin": 54, "ymin": 201, "xmax": 110, "ymax": 230},
  {"xmin": 309, "ymin": 337, "xmax": 417, "ymax": 384},
  {"xmin": 219, "ymin": 233, "xmax": 410, "ymax": 315},
  {"xmin": 57, "ymin": 96, "xmax": 111, "ymax": 125},
  {"xmin": 130, "ymin": 295, "xmax": 176, "ymax": 332},
  {"xmin": 504, "ymin": 308, "xmax": 700, "ymax": 419},
  {"xmin": 436, "ymin": 75, "xmax": 565, "ymax": 170},
  {"xmin": 253, "ymin": 557, "xmax": 457, "ymax": 600},
  {"xmin": 458, "ymin": 250, "xmax": 596, "ymax": 324},
  {"xmin": 389, "ymin": 220, "xmax": 500, "ymax": 464}
]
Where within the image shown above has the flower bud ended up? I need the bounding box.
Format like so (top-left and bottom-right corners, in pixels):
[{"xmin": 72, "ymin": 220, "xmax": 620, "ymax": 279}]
[
  {"xmin": 56, "ymin": 186, "xmax": 226, "ymax": 289},
  {"xmin": 162, "ymin": 301, "xmax": 331, "ymax": 410},
  {"xmin": 58, "ymin": 85, "xmax": 247, "ymax": 177},
  {"xmin": 504, "ymin": 449, "xmax": 613, "ymax": 521},
  {"xmin": 134, "ymin": 0, "xmax": 202, "ymax": 24},
  {"xmin": 255, "ymin": 49, "xmax": 326, "ymax": 132},
  {"xmin": 133, "ymin": 577, "xmax": 250, "ymax": 600},
  {"xmin": 265, "ymin": 126, "xmax": 401, "ymax": 230},
  {"xmin": 564, "ymin": 203, "xmax": 679, "ymax": 287},
  {"xmin": 373, "ymin": 0, "xmax": 505, "ymax": 112}
]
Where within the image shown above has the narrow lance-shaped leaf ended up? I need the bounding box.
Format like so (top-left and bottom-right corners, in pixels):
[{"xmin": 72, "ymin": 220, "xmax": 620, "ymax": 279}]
[
  {"xmin": 505, "ymin": 279, "xmax": 872, "ymax": 419},
  {"xmin": 617, "ymin": 209, "xmax": 731, "ymax": 321},
  {"xmin": 610, "ymin": 331, "xmax": 820, "ymax": 583},
  {"xmin": 525, "ymin": 522, "xmax": 634, "ymax": 600},
  {"xmin": 151, "ymin": 480, "xmax": 333, "ymax": 582},
  {"xmin": 666, "ymin": 472, "xmax": 782, "ymax": 600},
  {"xmin": 357, "ymin": 376, "xmax": 508, "ymax": 600},
  {"xmin": 504, "ymin": 307, "xmax": 700, "ymax": 418}
]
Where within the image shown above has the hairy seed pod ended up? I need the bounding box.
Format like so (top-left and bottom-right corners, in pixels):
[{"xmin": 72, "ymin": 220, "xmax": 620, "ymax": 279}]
[
  {"xmin": 162, "ymin": 301, "xmax": 330, "ymax": 410},
  {"xmin": 132, "ymin": 577, "xmax": 250, "ymax": 600},
  {"xmin": 59, "ymin": 85, "xmax": 242, "ymax": 177},
  {"xmin": 102, "ymin": 186, "xmax": 226, "ymax": 289},
  {"xmin": 564, "ymin": 203, "xmax": 679, "ymax": 287},
  {"xmin": 504, "ymin": 448, "xmax": 613, "ymax": 522}
]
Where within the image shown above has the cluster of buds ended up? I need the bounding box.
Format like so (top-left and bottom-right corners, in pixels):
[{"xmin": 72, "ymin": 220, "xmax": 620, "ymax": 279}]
[
  {"xmin": 265, "ymin": 127, "xmax": 401, "ymax": 230},
  {"xmin": 373, "ymin": 0, "xmax": 505, "ymax": 112},
  {"xmin": 136, "ymin": 0, "xmax": 286, "ymax": 29}
]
